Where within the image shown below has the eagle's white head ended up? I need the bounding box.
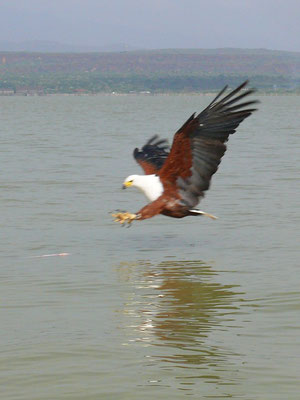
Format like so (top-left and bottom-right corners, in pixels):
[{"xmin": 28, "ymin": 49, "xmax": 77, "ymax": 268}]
[{"xmin": 122, "ymin": 174, "xmax": 163, "ymax": 202}]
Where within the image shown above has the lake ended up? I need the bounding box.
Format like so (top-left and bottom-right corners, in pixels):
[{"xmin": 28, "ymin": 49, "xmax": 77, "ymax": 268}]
[{"xmin": 0, "ymin": 92, "xmax": 299, "ymax": 399}]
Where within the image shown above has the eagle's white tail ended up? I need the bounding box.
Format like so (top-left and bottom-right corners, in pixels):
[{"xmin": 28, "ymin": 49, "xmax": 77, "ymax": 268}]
[{"xmin": 189, "ymin": 209, "xmax": 218, "ymax": 219}]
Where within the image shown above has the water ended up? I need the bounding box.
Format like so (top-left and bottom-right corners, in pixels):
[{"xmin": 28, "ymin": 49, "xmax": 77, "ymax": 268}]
[{"xmin": 0, "ymin": 93, "xmax": 299, "ymax": 399}]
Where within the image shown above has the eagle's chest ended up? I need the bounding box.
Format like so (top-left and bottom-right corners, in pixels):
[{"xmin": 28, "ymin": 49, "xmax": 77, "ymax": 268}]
[{"xmin": 139, "ymin": 175, "xmax": 164, "ymax": 202}]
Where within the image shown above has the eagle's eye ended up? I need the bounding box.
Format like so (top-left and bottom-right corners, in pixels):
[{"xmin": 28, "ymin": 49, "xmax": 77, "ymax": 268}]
[{"xmin": 129, "ymin": 180, "xmax": 133, "ymax": 183}]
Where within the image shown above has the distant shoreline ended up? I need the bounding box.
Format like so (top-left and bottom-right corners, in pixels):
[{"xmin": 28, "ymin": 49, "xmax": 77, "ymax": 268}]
[
  {"xmin": 1, "ymin": 89, "xmax": 299, "ymax": 97},
  {"xmin": 0, "ymin": 48, "xmax": 299, "ymax": 94}
]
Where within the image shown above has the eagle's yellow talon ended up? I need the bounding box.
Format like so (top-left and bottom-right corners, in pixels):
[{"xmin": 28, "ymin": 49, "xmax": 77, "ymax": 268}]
[{"xmin": 112, "ymin": 212, "xmax": 137, "ymax": 225}]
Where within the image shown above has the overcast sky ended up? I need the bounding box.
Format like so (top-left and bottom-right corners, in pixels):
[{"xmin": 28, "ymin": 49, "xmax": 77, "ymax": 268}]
[{"xmin": 1, "ymin": 0, "xmax": 300, "ymax": 51}]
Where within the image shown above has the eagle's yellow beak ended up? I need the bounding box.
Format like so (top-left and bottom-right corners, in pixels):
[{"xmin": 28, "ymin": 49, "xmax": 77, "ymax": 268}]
[{"xmin": 122, "ymin": 181, "xmax": 133, "ymax": 189}]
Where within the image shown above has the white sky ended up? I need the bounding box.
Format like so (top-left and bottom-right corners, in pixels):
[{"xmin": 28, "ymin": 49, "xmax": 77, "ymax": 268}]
[{"xmin": 1, "ymin": 0, "xmax": 299, "ymax": 51}]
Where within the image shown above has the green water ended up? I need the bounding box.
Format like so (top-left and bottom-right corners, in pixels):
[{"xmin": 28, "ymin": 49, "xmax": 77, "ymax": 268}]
[{"xmin": 0, "ymin": 93, "xmax": 299, "ymax": 399}]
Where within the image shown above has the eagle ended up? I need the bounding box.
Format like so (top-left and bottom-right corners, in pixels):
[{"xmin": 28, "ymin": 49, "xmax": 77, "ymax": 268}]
[{"xmin": 112, "ymin": 81, "xmax": 258, "ymax": 225}]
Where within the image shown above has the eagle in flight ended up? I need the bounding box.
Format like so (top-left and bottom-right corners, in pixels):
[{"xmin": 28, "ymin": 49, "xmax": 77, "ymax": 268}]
[{"xmin": 112, "ymin": 81, "xmax": 258, "ymax": 225}]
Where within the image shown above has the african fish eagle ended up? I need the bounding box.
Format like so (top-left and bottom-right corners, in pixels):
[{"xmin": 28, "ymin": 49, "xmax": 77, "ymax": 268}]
[{"xmin": 112, "ymin": 81, "xmax": 258, "ymax": 225}]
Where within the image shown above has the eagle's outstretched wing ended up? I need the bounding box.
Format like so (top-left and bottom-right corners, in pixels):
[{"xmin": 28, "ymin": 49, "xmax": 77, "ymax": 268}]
[
  {"xmin": 133, "ymin": 135, "xmax": 169, "ymax": 175},
  {"xmin": 158, "ymin": 81, "xmax": 258, "ymax": 208}
]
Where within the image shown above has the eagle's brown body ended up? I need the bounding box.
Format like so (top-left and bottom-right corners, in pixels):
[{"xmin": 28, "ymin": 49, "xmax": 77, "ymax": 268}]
[{"xmin": 113, "ymin": 81, "xmax": 258, "ymax": 225}]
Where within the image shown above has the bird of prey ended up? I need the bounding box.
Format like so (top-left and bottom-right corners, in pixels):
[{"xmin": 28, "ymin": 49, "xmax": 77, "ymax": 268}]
[{"xmin": 112, "ymin": 81, "xmax": 257, "ymax": 225}]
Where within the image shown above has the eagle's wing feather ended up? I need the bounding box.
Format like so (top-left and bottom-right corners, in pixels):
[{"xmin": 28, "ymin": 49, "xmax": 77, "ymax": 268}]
[
  {"xmin": 133, "ymin": 135, "xmax": 169, "ymax": 175},
  {"xmin": 158, "ymin": 81, "xmax": 258, "ymax": 208}
]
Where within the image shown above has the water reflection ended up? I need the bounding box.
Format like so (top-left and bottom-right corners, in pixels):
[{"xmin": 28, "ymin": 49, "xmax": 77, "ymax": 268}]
[{"xmin": 116, "ymin": 259, "xmax": 245, "ymax": 393}]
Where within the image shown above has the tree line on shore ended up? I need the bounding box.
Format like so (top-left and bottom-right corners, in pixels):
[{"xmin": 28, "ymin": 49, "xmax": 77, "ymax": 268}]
[
  {"xmin": 0, "ymin": 71, "xmax": 299, "ymax": 94},
  {"xmin": 0, "ymin": 49, "xmax": 299, "ymax": 94}
]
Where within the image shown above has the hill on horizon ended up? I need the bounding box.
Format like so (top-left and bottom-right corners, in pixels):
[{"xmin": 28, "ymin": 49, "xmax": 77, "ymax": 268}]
[{"xmin": 0, "ymin": 40, "xmax": 300, "ymax": 56}]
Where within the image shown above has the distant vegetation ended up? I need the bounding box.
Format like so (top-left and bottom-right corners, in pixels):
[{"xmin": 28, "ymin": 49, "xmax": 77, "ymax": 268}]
[{"xmin": 0, "ymin": 48, "xmax": 300, "ymax": 94}]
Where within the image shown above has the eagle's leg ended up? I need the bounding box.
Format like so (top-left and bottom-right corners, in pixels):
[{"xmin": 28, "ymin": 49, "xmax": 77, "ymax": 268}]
[{"xmin": 112, "ymin": 212, "xmax": 138, "ymax": 226}]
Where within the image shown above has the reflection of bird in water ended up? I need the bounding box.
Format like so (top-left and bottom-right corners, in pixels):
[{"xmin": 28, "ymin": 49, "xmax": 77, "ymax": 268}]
[
  {"xmin": 152, "ymin": 262, "xmax": 239, "ymax": 349},
  {"xmin": 117, "ymin": 260, "xmax": 244, "ymax": 368}
]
